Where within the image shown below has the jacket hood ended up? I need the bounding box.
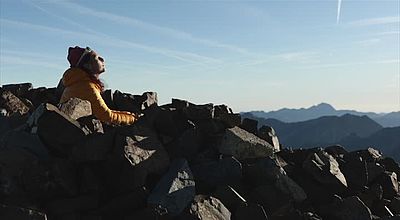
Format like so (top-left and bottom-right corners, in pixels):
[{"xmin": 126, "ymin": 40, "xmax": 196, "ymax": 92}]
[{"xmin": 62, "ymin": 68, "xmax": 91, "ymax": 87}]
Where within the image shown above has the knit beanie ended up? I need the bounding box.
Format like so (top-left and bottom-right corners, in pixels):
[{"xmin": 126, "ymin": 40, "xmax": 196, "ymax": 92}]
[{"xmin": 67, "ymin": 46, "xmax": 92, "ymax": 67}]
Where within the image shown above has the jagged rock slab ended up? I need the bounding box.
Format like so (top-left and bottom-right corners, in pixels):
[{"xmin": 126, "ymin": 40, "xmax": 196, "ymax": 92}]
[
  {"xmin": 58, "ymin": 97, "xmax": 92, "ymax": 120},
  {"xmin": 0, "ymin": 89, "xmax": 30, "ymax": 116},
  {"xmin": 29, "ymin": 103, "xmax": 89, "ymax": 157},
  {"xmin": 177, "ymin": 195, "xmax": 231, "ymax": 220},
  {"xmin": 258, "ymin": 125, "xmax": 280, "ymax": 152},
  {"xmin": 218, "ymin": 126, "xmax": 275, "ymax": 160},
  {"xmin": 303, "ymin": 150, "xmax": 348, "ymax": 190},
  {"xmin": 148, "ymin": 159, "xmax": 195, "ymax": 216}
]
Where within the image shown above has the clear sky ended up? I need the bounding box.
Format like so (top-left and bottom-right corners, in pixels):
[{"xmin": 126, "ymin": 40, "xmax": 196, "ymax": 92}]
[{"xmin": 0, "ymin": 0, "xmax": 399, "ymax": 113}]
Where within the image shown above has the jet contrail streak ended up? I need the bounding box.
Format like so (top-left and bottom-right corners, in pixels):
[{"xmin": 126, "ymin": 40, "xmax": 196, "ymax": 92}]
[{"xmin": 337, "ymin": 0, "xmax": 342, "ymax": 24}]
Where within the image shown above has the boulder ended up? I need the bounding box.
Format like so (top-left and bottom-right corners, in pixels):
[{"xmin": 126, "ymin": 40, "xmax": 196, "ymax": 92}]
[
  {"xmin": 303, "ymin": 150, "xmax": 347, "ymax": 191},
  {"xmin": 0, "ymin": 130, "xmax": 49, "ymax": 160},
  {"xmin": 58, "ymin": 97, "xmax": 92, "ymax": 120},
  {"xmin": 0, "ymin": 89, "xmax": 30, "ymax": 116},
  {"xmin": 218, "ymin": 126, "xmax": 275, "ymax": 160},
  {"xmin": 2, "ymin": 83, "xmax": 33, "ymax": 97},
  {"xmin": 28, "ymin": 103, "xmax": 89, "ymax": 157},
  {"xmin": 213, "ymin": 185, "xmax": 247, "ymax": 212},
  {"xmin": 0, "ymin": 204, "xmax": 47, "ymax": 220},
  {"xmin": 248, "ymin": 184, "xmax": 290, "ymax": 214},
  {"xmin": 322, "ymin": 196, "xmax": 373, "ymax": 220},
  {"xmin": 191, "ymin": 156, "xmax": 242, "ymax": 192},
  {"xmin": 148, "ymin": 159, "xmax": 195, "ymax": 216},
  {"xmin": 243, "ymin": 157, "xmax": 306, "ymax": 202},
  {"xmin": 184, "ymin": 103, "xmax": 214, "ymax": 120},
  {"xmin": 113, "ymin": 90, "xmax": 157, "ymax": 114},
  {"xmin": 24, "ymin": 87, "xmax": 58, "ymax": 108},
  {"xmin": 70, "ymin": 131, "xmax": 115, "ymax": 162},
  {"xmin": 178, "ymin": 195, "xmax": 231, "ymax": 220},
  {"xmin": 240, "ymin": 118, "xmax": 258, "ymax": 135},
  {"xmin": 258, "ymin": 125, "xmax": 280, "ymax": 152},
  {"xmin": 165, "ymin": 126, "xmax": 202, "ymax": 161},
  {"xmin": 341, "ymin": 155, "xmax": 368, "ymax": 189},
  {"xmin": 376, "ymin": 172, "xmax": 399, "ymax": 200},
  {"xmin": 104, "ymin": 125, "xmax": 170, "ymax": 194}
]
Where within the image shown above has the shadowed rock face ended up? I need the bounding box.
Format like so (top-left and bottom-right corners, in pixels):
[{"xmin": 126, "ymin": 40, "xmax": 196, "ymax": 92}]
[{"xmin": 1, "ymin": 82, "xmax": 400, "ymax": 219}]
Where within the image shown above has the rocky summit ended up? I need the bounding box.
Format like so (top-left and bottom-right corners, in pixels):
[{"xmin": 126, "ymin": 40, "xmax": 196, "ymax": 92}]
[{"xmin": 1, "ymin": 83, "xmax": 400, "ymax": 220}]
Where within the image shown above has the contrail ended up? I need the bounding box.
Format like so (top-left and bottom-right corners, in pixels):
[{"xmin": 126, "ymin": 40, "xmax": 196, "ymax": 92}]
[{"xmin": 337, "ymin": 0, "xmax": 342, "ymax": 24}]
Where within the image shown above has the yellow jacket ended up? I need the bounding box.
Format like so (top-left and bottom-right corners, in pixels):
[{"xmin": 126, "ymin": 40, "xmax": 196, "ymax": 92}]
[{"xmin": 60, "ymin": 68, "xmax": 135, "ymax": 125}]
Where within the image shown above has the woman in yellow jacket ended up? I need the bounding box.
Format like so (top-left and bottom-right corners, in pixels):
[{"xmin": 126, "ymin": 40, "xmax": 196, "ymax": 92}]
[{"xmin": 59, "ymin": 46, "xmax": 137, "ymax": 125}]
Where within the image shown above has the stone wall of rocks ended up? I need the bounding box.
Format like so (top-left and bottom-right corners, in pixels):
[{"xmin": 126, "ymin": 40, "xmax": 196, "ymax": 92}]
[{"xmin": 1, "ymin": 83, "xmax": 400, "ymax": 220}]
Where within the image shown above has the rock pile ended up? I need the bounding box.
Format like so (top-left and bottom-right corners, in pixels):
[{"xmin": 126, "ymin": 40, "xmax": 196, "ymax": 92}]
[{"xmin": 1, "ymin": 83, "xmax": 400, "ymax": 220}]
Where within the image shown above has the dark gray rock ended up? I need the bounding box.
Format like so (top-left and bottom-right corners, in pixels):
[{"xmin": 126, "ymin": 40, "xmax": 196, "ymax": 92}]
[
  {"xmin": 341, "ymin": 155, "xmax": 368, "ymax": 189},
  {"xmin": 21, "ymin": 158, "xmax": 78, "ymax": 200},
  {"xmin": 101, "ymin": 89, "xmax": 115, "ymax": 109},
  {"xmin": 185, "ymin": 103, "xmax": 214, "ymax": 120},
  {"xmin": 213, "ymin": 185, "xmax": 247, "ymax": 212},
  {"xmin": 165, "ymin": 126, "xmax": 201, "ymax": 161},
  {"xmin": 325, "ymin": 145, "xmax": 348, "ymax": 159},
  {"xmin": 303, "ymin": 150, "xmax": 347, "ymax": 191},
  {"xmin": 377, "ymin": 172, "xmax": 399, "ymax": 200},
  {"xmin": 358, "ymin": 184, "xmax": 383, "ymax": 208},
  {"xmin": 0, "ymin": 146, "xmax": 38, "ymax": 206},
  {"xmin": 104, "ymin": 125, "xmax": 170, "ymax": 194},
  {"xmin": 243, "ymin": 157, "xmax": 306, "ymax": 202},
  {"xmin": 367, "ymin": 162, "xmax": 386, "ymax": 184},
  {"xmin": 45, "ymin": 195, "xmax": 99, "ymax": 216},
  {"xmin": 77, "ymin": 116, "xmax": 104, "ymax": 134},
  {"xmin": 113, "ymin": 90, "xmax": 157, "ymax": 115},
  {"xmin": 58, "ymin": 97, "xmax": 92, "ymax": 120},
  {"xmin": 0, "ymin": 204, "xmax": 47, "ymax": 220},
  {"xmin": 148, "ymin": 159, "xmax": 195, "ymax": 216},
  {"xmin": 191, "ymin": 156, "xmax": 242, "ymax": 192},
  {"xmin": 2, "ymin": 83, "xmax": 33, "ymax": 97},
  {"xmin": 29, "ymin": 103, "xmax": 89, "ymax": 157},
  {"xmin": 240, "ymin": 118, "xmax": 258, "ymax": 135},
  {"xmin": 323, "ymin": 196, "xmax": 373, "ymax": 220},
  {"xmin": 234, "ymin": 203, "xmax": 269, "ymax": 220},
  {"xmin": 0, "ymin": 89, "xmax": 30, "ymax": 116},
  {"xmin": 218, "ymin": 126, "xmax": 275, "ymax": 160},
  {"xmin": 24, "ymin": 87, "xmax": 58, "ymax": 108},
  {"xmin": 178, "ymin": 195, "xmax": 231, "ymax": 220},
  {"xmin": 258, "ymin": 125, "xmax": 280, "ymax": 152},
  {"xmin": 0, "ymin": 130, "xmax": 49, "ymax": 160},
  {"xmin": 381, "ymin": 158, "xmax": 400, "ymax": 179},
  {"xmin": 248, "ymin": 184, "xmax": 290, "ymax": 214},
  {"xmin": 100, "ymin": 187, "xmax": 148, "ymax": 217},
  {"xmin": 70, "ymin": 131, "xmax": 115, "ymax": 162}
]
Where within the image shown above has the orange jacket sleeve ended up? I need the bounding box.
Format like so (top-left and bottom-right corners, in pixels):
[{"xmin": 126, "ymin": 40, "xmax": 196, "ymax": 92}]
[{"xmin": 85, "ymin": 83, "xmax": 136, "ymax": 125}]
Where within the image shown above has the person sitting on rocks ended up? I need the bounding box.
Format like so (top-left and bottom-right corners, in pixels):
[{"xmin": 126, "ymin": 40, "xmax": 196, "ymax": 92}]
[{"xmin": 59, "ymin": 46, "xmax": 137, "ymax": 125}]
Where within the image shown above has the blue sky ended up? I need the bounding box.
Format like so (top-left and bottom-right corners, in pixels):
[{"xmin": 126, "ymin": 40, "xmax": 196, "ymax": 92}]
[{"xmin": 0, "ymin": 0, "xmax": 399, "ymax": 113}]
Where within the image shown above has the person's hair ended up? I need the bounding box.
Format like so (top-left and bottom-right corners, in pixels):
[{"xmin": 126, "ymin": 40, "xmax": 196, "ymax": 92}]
[{"xmin": 78, "ymin": 52, "xmax": 105, "ymax": 91}]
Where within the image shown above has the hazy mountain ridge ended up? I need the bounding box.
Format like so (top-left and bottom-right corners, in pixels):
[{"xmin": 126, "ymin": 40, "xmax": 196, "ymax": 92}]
[
  {"xmin": 242, "ymin": 112, "xmax": 383, "ymax": 147},
  {"xmin": 242, "ymin": 112, "xmax": 400, "ymax": 161},
  {"xmin": 247, "ymin": 103, "xmax": 400, "ymax": 127}
]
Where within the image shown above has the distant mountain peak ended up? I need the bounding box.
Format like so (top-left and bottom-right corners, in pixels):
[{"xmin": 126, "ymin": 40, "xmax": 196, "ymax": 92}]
[{"xmin": 310, "ymin": 103, "xmax": 336, "ymax": 111}]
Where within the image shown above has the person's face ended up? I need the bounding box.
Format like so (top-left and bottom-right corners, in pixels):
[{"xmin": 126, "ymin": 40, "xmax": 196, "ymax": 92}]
[{"xmin": 90, "ymin": 52, "xmax": 105, "ymax": 74}]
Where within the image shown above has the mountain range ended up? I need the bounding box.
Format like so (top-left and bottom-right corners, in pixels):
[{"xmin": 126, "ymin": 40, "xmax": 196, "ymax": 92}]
[
  {"xmin": 247, "ymin": 103, "xmax": 400, "ymax": 127},
  {"xmin": 241, "ymin": 112, "xmax": 400, "ymax": 161}
]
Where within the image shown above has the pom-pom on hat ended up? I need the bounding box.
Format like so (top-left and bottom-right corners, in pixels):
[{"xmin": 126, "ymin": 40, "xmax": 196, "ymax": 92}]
[{"xmin": 67, "ymin": 46, "xmax": 92, "ymax": 67}]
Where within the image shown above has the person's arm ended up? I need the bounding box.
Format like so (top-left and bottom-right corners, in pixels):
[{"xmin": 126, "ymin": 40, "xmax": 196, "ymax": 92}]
[{"xmin": 85, "ymin": 84, "xmax": 136, "ymax": 125}]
